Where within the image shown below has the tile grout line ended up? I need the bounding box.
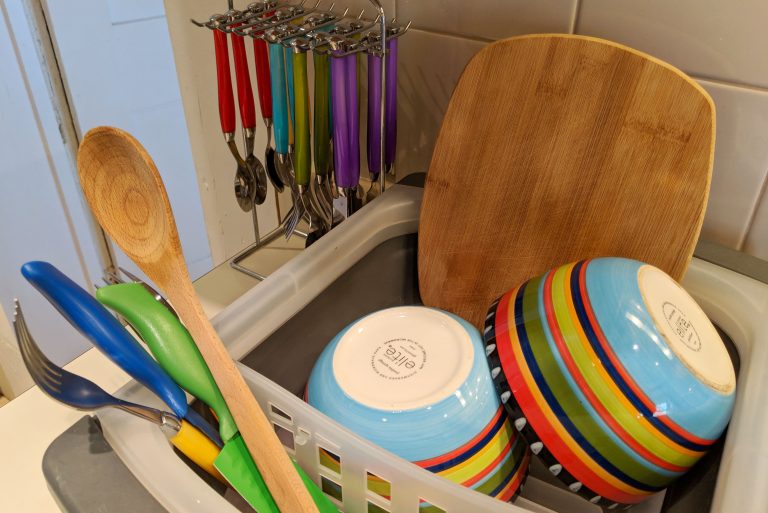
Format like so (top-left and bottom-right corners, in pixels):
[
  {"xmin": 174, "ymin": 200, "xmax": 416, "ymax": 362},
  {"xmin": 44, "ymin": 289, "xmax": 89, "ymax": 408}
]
[
  {"xmin": 403, "ymin": 24, "xmax": 768, "ymax": 99},
  {"xmin": 569, "ymin": 0, "xmax": 582, "ymax": 34},
  {"xmin": 406, "ymin": 28, "xmax": 768, "ymax": 95},
  {"xmin": 693, "ymin": 75, "xmax": 768, "ymax": 95},
  {"xmin": 406, "ymin": 26, "xmax": 496, "ymax": 44},
  {"xmin": 737, "ymin": 168, "xmax": 768, "ymax": 252},
  {"xmin": 400, "ymin": 18, "xmax": 768, "ymax": 95}
]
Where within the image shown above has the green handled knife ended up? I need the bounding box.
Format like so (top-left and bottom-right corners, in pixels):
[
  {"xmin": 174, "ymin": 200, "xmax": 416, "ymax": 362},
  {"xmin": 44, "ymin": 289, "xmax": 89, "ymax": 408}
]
[{"xmin": 97, "ymin": 283, "xmax": 338, "ymax": 513}]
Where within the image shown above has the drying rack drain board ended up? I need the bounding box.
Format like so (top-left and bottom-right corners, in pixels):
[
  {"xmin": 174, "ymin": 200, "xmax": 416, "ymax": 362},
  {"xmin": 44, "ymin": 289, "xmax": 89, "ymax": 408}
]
[{"xmin": 45, "ymin": 187, "xmax": 758, "ymax": 513}]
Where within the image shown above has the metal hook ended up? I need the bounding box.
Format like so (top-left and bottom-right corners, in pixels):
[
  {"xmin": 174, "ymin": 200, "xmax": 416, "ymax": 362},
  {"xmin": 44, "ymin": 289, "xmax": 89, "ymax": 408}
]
[
  {"xmin": 366, "ymin": 0, "xmax": 384, "ymax": 15},
  {"xmin": 217, "ymin": 0, "xmax": 279, "ymax": 29},
  {"xmin": 234, "ymin": 0, "xmax": 318, "ymax": 36},
  {"xmin": 190, "ymin": 13, "xmax": 228, "ymax": 29},
  {"xmin": 309, "ymin": 14, "xmax": 378, "ymax": 53}
]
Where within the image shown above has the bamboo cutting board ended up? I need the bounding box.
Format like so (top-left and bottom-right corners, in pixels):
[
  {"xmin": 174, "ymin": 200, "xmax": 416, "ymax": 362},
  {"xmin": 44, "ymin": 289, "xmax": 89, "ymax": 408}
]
[{"xmin": 418, "ymin": 35, "xmax": 715, "ymax": 329}]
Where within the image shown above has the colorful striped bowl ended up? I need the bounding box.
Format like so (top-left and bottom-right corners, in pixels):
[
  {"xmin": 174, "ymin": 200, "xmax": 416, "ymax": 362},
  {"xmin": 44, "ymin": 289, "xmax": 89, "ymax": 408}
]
[
  {"xmin": 484, "ymin": 257, "xmax": 736, "ymax": 509},
  {"xmin": 307, "ymin": 306, "xmax": 530, "ymax": 504}
]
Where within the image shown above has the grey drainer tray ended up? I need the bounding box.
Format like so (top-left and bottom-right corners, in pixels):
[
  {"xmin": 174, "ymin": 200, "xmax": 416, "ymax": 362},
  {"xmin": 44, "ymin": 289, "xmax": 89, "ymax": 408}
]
[{"xmin": 43, "ymin": 232, "xmax": 737, "ymax": 513}]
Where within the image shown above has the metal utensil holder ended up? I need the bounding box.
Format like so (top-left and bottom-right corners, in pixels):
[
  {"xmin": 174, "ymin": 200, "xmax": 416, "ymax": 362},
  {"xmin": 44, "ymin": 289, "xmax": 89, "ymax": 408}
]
[{"xmin": 193, "ymin": 1, "xmax": 409, "ymax": 280}]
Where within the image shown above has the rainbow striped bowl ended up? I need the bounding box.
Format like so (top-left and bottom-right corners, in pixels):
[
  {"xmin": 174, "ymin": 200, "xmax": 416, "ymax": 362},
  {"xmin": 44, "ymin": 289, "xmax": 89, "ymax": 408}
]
[
  {"xmin": 484, "ymin": 257, "xmax": 736, "ymax": 509},
  {"xmin": 307, "ymin": 306, "xmax": 530, "ymax": 505}
]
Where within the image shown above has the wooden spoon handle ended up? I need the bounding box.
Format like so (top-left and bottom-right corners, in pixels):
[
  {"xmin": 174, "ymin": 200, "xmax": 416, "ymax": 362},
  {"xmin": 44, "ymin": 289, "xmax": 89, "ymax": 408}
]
[{"xmin": 171, "ymin": 280, "xmax": 319, "ymax": 513}]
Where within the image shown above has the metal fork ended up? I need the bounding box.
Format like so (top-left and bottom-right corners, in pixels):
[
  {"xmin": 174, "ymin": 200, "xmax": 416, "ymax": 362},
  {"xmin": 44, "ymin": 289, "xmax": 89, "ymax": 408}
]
[
  {"xmin": 12, "ymin": 299, "xmax": 180, "ymax": 431},
  {"xmin": 104, "ymin": 266, "xmax": 179, "ymax": 319}
]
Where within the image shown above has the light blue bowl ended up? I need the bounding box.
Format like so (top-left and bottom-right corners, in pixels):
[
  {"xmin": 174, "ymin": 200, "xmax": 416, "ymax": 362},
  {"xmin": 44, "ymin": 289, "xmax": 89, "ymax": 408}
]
[{"xmin": 307, "ymin": 306, "xmax": 530, "ymax": 500}]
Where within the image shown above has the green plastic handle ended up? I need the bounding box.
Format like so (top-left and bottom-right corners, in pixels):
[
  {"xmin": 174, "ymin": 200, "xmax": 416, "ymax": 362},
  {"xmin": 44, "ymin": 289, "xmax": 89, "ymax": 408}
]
[
  {"xmin": 313, "ymin": 52, "xmax": 331, "ymax": 178},
  {"xmin": 293, "ymin": 50, "xmax": 311, "ymax": 187},
  {"xmin": 96, "ymin": 283, "xmax": 238, "ymax": 441},
  {"xmin": 98, "ymin": 284, "xmax": 340, "ymax": 513},
  {"xmin": 218, "ymin": 435, "xmax": 339, "ymax": 513},
  {"xmin": 296, "ymin": 461, "xmax": 339, "ymax": 512}
]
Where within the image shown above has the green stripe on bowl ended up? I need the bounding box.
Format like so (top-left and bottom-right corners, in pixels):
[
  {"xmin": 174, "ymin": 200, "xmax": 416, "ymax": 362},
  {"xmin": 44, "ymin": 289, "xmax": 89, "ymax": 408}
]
[
  {"xmin": 520, "ymin": 276, "xmax": 671, "ymax": 488},
  {"xmin": 550, "ymin": 265, "xmax": 698, "ymax": 469}
]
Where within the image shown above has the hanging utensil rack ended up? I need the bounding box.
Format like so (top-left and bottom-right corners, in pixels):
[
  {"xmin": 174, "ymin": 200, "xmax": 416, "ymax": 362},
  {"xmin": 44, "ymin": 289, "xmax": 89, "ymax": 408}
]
[{"xmin": 192, "ymin": 0, "xmax": 409, "ymax": 280}]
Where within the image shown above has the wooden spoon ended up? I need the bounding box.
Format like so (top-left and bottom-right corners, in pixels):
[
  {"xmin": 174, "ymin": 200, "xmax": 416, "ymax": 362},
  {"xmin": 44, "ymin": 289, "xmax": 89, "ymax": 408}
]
[
  {"xmin": 77, "ymin": 126, "xmax": 319, "ymax": 513},
  {"xmin": 419, "ymin": 34, "xmax": 715, "ymax": 329}
]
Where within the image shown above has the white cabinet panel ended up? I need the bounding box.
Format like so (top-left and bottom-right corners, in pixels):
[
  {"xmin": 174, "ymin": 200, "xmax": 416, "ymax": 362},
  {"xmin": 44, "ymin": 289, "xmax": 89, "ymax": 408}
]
[
  {"xmin": 107, "ymin": 0, "xmax": 164, "ymax": 25},
  {"xmin": 43, "ymin": 0, "xmax": 213, "ymax": 276},
  {"xmin": 0, "ymin": 2, "xmax": 100, "ymax": 365}
]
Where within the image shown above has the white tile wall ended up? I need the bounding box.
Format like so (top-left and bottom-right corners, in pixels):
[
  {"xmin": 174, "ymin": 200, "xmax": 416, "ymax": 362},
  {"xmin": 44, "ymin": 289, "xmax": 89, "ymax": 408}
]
[
  {"xmin": 396, "ymin": 30, "xmax": 485, "ymax": 175},
  {"xmin": 391, "ymin": 0, "xmax": 768, "ymax": 259},
  {"xmin": 107, "ymin": 0, "xmax": 165, "ymax": 25},
  {"xmin": 743, "ymin": 185, "xmax": 768, "ymax": 261},
  {"xmin": 161, "ymin": 1, "xmax": 768, "ymax": 261},
  {"xmin": 576, "ymin": 0, "xmax": 768, "ymax": 89},
  {"xmin": 398, "ymin": 0, "xmax": 576, "ymax": 40},
  {"xmin": 697, "ymin": 80, "xmax": 768, "ymax": 248}
]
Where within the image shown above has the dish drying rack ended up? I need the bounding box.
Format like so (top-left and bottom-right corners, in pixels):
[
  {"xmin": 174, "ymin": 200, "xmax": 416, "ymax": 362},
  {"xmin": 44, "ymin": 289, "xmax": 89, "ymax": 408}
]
[
  {"xmin": 192, "ymin": 1, "xmax": 410, "ymax": 280},
  {"xmin": 87, "ymin": 186, "xmax": 753, "ymax": 513}
]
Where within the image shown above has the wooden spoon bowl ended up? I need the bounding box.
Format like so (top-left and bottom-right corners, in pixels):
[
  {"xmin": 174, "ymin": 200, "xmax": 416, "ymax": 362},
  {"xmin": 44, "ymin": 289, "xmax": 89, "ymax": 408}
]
[{"xmin": 78, "ymin": 129, "xmax": 181, "ymax": 280}]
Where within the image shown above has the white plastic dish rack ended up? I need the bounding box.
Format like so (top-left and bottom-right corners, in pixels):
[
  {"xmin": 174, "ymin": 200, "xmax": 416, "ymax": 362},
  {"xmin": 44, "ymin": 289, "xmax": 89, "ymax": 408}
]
[{"xmin": 98, "ymin": 185, "xmax": 768, "ymax": 513}]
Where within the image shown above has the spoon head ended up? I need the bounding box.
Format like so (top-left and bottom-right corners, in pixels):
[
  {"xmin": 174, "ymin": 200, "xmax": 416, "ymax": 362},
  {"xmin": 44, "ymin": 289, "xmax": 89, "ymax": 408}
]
[
  {"xmin": 234, "ymin": 164, "xmax": 255, "ymax": 212},
  {"xmin": 265, "ymin": 146, "xmax": 284, "ymax": 192},
  {"xmin": 77, "ymin": 126, "xmax": 186, "ymax": 288},
  {"xmin": 246, "ymin": 155, "xmax": 269, "ymax": 205}
]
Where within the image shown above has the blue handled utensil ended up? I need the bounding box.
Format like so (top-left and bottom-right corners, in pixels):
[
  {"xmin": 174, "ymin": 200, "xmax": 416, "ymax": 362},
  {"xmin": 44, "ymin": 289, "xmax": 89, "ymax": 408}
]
[
  {"xmin": 21, "ymin": 261, "xmax": 222, "ymax": 446},
  {"xmin": 12, "ymin": 299, "xmax": 226, "ymax": 481}
]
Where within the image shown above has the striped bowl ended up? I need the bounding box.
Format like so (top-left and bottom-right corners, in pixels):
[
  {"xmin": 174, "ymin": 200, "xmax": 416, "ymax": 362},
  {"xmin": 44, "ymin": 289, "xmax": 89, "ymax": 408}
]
[
  {"xmin": 307, "ymin": 306, "xmax": 530, "ymax": 505},
  {"xmin": 484, "ymin": 257, "xmax": 736, "ymax": 509}
]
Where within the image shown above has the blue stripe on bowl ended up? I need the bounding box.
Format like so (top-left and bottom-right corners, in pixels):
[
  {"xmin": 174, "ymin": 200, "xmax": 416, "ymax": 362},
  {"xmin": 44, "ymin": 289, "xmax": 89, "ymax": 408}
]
[
  {"xmin": 537, "ymin": 270, "xmax": 680, "ymax": 476},
  {"xmin": 514, "ymin": 281, "xmax": 661, "ymax": 493},
  {"xmin": 571, "ymin": 261, "xmax": 709, "ymax": 452},
  {"xmin": 422, "ymin": 409, "xmax": 507, "ymax": 473}
]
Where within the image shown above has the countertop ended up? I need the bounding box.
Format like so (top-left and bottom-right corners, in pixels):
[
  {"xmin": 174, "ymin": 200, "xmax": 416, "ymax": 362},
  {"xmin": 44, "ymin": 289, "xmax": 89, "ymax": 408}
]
[{"xmin": 0, "ymin": 233, "xmax": 305, "ymax": 512}]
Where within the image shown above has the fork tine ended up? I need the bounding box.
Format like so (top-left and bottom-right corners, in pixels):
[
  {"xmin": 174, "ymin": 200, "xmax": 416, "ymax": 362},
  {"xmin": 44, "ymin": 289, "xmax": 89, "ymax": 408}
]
[
  {"xmin": 118, "ymin": 266, "xmax": 140, "ymax": 283},
  {"xmin": 113, "ymin": 266, "xmax": 179, "ymax": 320},
  {"xmin": 284, "ymin": 212, "xmax": 295, "ymax": 239},
  {"xmin": 12, "ymin": 301, "xmax": 177, "ymax": 428},
  {"xmin": 288, "ymin": 217, "xmax": 298, "ymax": 237},
  {"xmin": 13, "ymin": 302, "xmax": 62, "ymax": 394},
  {"xmin": 283, "ymin": 196, "xmax": 301, "ymax": 238},
  {"xmin": 285, "ymin": 204, "xmax": 302, "ymax": 239},
  {"xmin": 15, "ymin": 303, "xmax": 63, "ymax": 381},
  {"xmin": 14, "ymin": 303, "xmax": 60, "ymax": 378}
]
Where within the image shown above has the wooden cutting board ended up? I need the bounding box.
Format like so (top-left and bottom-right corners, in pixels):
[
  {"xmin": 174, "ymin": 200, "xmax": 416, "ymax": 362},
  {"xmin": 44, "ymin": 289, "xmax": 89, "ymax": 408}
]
[{"xmin": 418, "ymin": 34, "xmax": 715, "ymax": 329}]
